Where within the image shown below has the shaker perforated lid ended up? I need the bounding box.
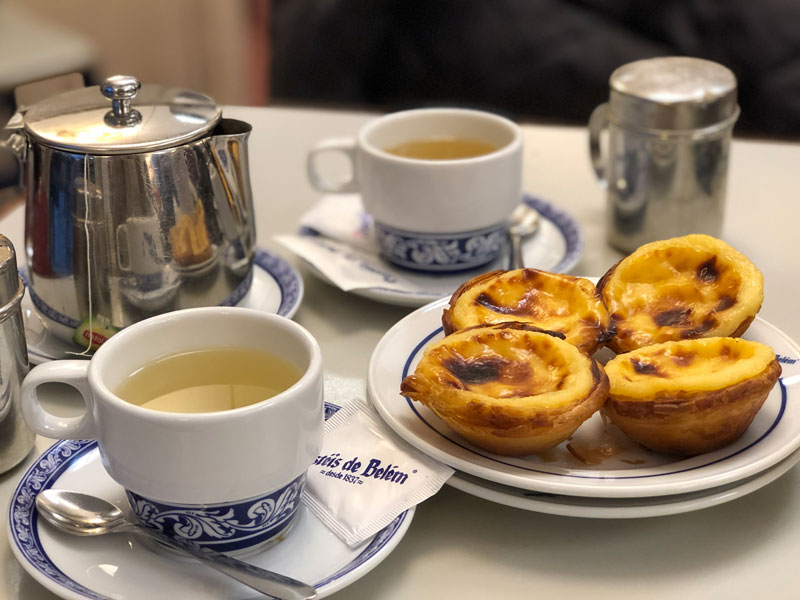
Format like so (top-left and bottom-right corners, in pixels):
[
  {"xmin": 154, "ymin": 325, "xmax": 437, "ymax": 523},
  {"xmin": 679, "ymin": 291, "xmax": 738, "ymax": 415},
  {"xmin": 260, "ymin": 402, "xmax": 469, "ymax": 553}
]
[
  {"xmin": 0, "ymin": 235, "xmax": 23, "ymax": 310},
  {"xmin": 608, "ymin": 57, "xmax": 739, "ymax": 131},
  {"xmin": 20, "ymin": 75, "xmax": 222, "ymax": 154}
]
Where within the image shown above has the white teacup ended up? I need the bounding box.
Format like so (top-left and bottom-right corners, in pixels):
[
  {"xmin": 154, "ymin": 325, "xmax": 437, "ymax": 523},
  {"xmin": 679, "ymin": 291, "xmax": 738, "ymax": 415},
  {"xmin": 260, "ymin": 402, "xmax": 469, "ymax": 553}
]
[
  {"xmin": 307, "ymin": 108, "xmax": 523, "ymax": 273},
  {"xmin": 20, "ymin": 307, "xmax": 324, "ymax": 555}
]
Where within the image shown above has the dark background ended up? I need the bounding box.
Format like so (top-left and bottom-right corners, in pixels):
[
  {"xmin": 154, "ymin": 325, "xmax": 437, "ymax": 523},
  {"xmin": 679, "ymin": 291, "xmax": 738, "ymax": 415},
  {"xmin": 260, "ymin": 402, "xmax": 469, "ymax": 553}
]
[{"xmin": 270, "ymin": 0, "xmax": 800, "ymax": 139}]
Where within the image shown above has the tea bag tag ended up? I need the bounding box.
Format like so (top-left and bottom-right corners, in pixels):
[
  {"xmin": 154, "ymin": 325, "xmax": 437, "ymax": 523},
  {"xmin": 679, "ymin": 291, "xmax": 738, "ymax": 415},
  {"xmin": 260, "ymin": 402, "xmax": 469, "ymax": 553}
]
[{"xmin": 303, "ymin": 398, "xmax": 454, "ymax": 547}]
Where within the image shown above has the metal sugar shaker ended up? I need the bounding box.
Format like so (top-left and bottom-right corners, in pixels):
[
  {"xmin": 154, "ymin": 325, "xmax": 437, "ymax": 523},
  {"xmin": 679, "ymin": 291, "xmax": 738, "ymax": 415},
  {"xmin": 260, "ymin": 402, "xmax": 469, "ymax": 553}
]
[
  {"xmin": 589, "ymin": 56, "xmax": 740, "ymax": 252},
  {"xmin": 0, "ymin": 234, "xmax": 34, "ymax": 474}
]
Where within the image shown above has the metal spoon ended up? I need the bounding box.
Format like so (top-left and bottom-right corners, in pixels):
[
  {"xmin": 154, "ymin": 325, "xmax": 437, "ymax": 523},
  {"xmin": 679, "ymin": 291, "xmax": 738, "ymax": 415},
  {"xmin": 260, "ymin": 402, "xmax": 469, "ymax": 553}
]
[
  {"xmin": 507, "ymin": 203, "xmax": 541, "ymax": 270},
  {"xmin": 35, "ymin": 489, "xmax": 317, "ymax": 600}
]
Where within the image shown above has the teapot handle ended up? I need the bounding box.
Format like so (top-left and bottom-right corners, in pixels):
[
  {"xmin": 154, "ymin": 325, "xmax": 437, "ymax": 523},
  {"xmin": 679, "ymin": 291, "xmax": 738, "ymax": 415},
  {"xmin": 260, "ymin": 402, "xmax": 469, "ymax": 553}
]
[
  {"xmin": 306, "ymin": 137, "xmax": 359, "ymax": 194},
  {"xmin": 0, "ymin": 133, "xmax": 26, "ymax": 188}
]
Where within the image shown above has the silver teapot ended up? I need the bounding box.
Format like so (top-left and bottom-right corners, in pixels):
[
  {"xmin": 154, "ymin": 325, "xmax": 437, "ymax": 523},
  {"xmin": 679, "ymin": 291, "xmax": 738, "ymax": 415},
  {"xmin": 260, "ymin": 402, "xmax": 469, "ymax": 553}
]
[{"xmin": 1, "ymin": 75, "xmax": 256, "ymax": 349}]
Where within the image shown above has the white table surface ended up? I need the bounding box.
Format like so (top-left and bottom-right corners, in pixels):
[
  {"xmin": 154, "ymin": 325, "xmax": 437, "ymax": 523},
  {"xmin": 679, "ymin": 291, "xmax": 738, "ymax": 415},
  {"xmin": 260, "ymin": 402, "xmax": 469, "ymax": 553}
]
[{"xmin": 1, "ymin": 105, "xmax": 800, "ymax": 599}]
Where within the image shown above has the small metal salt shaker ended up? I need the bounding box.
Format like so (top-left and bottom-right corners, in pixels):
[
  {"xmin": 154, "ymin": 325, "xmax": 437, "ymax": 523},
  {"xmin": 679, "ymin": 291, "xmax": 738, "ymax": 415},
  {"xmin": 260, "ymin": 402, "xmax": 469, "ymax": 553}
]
[
  {"xmin": 589, "ymin": 56, "xmax": 740, "ymax": 252},
  {"xmin": 0, "ymin": 234, "xmax": 34, "ymax": 474}
]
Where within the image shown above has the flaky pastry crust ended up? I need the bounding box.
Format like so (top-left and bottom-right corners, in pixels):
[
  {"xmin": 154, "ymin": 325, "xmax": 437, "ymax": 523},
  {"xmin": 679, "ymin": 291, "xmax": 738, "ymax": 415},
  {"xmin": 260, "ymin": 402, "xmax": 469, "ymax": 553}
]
[{"xmin": 603, "ymin": 337, "xmax": 781, "ymax": 456}]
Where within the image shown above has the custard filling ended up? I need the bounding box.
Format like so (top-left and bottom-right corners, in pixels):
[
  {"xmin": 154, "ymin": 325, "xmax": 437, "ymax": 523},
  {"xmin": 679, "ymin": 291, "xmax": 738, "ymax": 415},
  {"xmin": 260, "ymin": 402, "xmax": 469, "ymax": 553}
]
[
  {"xmin": 408, "ymin": 328, "xmax": 596, "ymax": 410},
  {"xmin": 606, "ymin": 337, "xmax": 776, "ymax": 398},
  {"xmin": 601, "ymin": 234, "xmax": 763, "ymax": 345},
  {"xmin": 448, "ymin": 269, "xmax": 608, "ymax": 346}
]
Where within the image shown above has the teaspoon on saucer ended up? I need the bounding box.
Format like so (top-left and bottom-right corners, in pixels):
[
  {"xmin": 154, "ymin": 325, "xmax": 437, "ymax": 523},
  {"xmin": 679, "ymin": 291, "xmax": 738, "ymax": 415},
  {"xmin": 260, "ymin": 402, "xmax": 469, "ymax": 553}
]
[
  {"xmin": 508, "ymin": 203, "xmax": 541, "ymax": 269},
  {"xmin": 35, "ymin": 489, "xmax": 317, "ymax": 600}
]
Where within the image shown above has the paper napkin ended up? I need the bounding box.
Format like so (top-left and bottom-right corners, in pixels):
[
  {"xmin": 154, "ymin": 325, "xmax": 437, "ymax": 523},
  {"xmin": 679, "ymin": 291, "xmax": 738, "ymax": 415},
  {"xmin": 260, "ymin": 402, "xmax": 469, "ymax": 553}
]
[
  {"xmin": 275, "ymin": 195, "xmax": 419, "ymax": 292},
  {"xmin": 304, "ymin": 397, "xmax": 454, "ymax": 547}
]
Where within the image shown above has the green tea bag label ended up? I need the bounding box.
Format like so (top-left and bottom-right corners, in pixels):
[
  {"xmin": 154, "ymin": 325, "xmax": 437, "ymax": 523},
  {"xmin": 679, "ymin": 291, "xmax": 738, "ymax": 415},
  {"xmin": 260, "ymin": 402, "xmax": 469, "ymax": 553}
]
[{"xmin": 72, "ymin": 315, "xmax": 119, "ymax": 351}]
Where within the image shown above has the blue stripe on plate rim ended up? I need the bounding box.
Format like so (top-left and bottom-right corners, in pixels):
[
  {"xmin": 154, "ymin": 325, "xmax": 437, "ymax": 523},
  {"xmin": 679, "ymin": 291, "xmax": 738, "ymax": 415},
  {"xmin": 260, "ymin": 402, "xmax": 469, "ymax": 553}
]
[
  {"xmin": 299, "ymin": 194, "xmax": 584, "ymax": 297},
  {"xmin": 7, "ymin": 402, "xmax": 410, "ymax": 600},
  {"xmin": 401, "ymin": 326, "xmax": 789, "ymax": 481}
]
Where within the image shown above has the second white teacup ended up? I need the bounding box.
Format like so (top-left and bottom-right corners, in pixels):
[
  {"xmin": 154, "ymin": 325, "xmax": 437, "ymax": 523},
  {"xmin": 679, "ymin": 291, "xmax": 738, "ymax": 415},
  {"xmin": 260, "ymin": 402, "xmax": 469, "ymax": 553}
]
[
  {"xmin": 307, "ymin": 108, "xmax": 523, "ymax": 273},
  {"xmin": 20, "ymin": 307, "xmax": 324, "ymax": 555}
]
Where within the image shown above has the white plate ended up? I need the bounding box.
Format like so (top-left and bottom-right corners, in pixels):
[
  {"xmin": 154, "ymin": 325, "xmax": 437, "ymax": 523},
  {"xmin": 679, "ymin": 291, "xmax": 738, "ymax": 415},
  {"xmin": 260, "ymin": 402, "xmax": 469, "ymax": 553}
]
[
  {"xmin": 367, "ymin": 297, "xmax": 800, "ymax": 498},
  {"xmin": 7, "ymin": 403, "xmax": 414, "ymax": 600},
  {"xmin": 21, "ymin": 247, "xmax": 304, "ymax": 364},
  {"xmin": 301, "ymin": 195, "xmax": 583, "ymax": 307},
  {"xmin": 448, "ymin": 447, "xmax": 800, "ymax": 519}
]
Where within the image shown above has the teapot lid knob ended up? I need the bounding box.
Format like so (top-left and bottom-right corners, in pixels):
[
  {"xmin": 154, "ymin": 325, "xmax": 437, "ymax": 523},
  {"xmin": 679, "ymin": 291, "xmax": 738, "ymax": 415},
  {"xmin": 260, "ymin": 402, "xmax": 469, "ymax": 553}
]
[{"xmin": 101, "ymin": 75, "xmax": 142, "ymax": 126}]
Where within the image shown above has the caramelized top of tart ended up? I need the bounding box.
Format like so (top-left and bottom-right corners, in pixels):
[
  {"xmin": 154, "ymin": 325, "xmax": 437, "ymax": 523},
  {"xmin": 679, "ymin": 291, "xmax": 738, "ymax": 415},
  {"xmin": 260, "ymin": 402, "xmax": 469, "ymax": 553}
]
[
  {"xmin": 605, "ymin": 337, "xmax": 777, "ymax": 398},
  {"xmin": 442, "ymin": 269, "xmax": 613, "ymax": 354},
  {"xmin": 402, "ymin": 322, "xmax": 599, "ymax": 410},
  {"xmin": 598, "ymin": 234, "xmax": 764, "ymax": 352}
]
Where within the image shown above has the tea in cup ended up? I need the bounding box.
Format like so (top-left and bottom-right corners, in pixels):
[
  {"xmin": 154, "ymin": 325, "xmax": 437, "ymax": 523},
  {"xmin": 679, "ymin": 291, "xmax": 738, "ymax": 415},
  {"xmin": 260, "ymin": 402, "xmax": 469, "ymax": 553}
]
[
  {"xmin": 307, "ymin": 108, "xmax": 523, "ymax": 273},
  {"xmin": 20, "ymin": 307, "xmax": 324, "ymax": 555}
]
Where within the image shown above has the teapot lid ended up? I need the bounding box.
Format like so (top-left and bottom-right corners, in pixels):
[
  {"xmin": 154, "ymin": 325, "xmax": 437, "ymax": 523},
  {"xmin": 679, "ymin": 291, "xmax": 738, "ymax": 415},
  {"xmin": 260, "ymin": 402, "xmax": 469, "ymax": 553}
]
[{"xmin": 20, "ymin": 75, "xmax": 222, "ymax": 154}]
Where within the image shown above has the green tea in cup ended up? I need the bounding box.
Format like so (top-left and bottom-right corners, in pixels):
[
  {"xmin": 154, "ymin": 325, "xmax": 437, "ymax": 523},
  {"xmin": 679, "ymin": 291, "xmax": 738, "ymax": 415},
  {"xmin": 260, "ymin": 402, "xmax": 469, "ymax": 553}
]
[
  {"xmin": 385, "ymin": 137, "xmax": 499, "ymax": 160},
  {"xmin": 115, "ymin": 347, "xmax": 302, "ymax": 413}
]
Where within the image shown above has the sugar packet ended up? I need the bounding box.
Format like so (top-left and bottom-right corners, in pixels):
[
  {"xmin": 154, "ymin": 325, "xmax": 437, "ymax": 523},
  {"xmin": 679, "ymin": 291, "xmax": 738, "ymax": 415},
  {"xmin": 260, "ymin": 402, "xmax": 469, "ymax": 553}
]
[{"xmin": 303, "ymin": 398, "xmax": 454, "ymax": 547}]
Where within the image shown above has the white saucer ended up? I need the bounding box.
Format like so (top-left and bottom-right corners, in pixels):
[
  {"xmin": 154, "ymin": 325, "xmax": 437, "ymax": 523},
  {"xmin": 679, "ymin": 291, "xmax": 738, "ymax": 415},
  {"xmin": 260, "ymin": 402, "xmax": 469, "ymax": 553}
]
[
  {"xmin": 299, "ymin": 195, "xmax": 583, "ymax": 307},
  {"xmin": 21, "ymin": 247, "xmax": 303, "ymax": 364},
  {"xmin": 7, "ymin": 403, "xmax": 414, "ymax": 600},
  {"xmin": 367, "ymin": 296, "xmax": 800, "ymax": 499},
  {"xmin": 448, "ymin": 447, "xmax": 800, "ymax": 519}
]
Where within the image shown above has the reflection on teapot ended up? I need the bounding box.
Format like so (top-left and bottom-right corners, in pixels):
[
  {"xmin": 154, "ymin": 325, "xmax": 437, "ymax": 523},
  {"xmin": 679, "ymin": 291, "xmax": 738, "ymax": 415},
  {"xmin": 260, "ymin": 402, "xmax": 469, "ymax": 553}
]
[
  {"xmin": 169, "ymin": 203, "xmax": 213, "ymax": 269},
  {"xmin": 118, "ymin": 215, "xmax": 166, "ymax": 276}
]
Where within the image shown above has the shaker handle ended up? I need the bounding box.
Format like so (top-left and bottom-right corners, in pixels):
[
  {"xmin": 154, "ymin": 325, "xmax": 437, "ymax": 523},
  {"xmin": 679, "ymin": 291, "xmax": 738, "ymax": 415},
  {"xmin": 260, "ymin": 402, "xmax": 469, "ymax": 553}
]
[
  {"xmin": 306, "ymin": 137, "xmax": 359, "ymax": 193},
  {"xmin": 20, "ymin": 361, "xmax": 96, "ymax": 439},
  {"xmin": 588, "ymin": 103, "xmax": 609, "ymax": 186}
]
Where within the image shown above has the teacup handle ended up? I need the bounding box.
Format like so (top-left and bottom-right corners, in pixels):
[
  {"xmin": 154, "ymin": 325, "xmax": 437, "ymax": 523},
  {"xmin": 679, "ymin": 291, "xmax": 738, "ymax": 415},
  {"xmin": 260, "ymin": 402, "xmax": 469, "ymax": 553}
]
[
  {"xmin": 588, "ymin": 102, "xmax": 609, "ymax": 186},
  {"xmin": 306, "ymin": 137, "xmax": 360, "ymax": 193},
  {"xmin": 20, "ymin": 361, "xmax": 96, "ymax": 439}
]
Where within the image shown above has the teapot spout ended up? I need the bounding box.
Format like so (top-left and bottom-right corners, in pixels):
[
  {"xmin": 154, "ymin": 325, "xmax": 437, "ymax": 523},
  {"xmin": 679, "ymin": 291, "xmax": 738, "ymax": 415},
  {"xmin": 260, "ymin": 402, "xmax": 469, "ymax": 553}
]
[
  {"xmin": 208, "ymin": 118, "xmax": 253, "ymax": 207},
  {"xmin": 207, "ymin": 118, "xmax": 256, "ymax": 265},
  {"xmin": 211, "ymin": 118, "xmax": 252, "ymax": 143},
  {"xmin": 208, "ymin": 118, "xmax": 252, "ymax": 173}
]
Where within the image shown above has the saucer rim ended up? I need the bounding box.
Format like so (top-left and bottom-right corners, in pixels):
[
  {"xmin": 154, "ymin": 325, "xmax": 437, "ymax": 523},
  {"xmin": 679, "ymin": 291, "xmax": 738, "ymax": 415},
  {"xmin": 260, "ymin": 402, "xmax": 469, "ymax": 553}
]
[
  {"xmin": 7, "ymin": 402, "xmax": 414, "ymax": 600},
  {"xmin": 253, "ymin": 246, "xmax": 305, "ymax": 319}
]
